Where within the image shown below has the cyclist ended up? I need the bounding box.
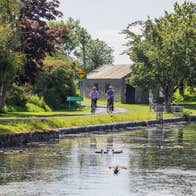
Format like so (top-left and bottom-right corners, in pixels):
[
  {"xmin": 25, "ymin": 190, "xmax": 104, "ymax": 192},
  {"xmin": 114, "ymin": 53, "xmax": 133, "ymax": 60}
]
[
  {"xmin": 105, "ymin": 85, "xmax": 115, "ymax": 113},
  {"xmin": 89, "ymin": 86, "xmax": 99, "ymax": 113}
]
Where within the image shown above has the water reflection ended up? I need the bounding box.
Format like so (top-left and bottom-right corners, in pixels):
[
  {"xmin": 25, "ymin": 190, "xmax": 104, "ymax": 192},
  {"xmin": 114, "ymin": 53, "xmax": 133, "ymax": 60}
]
[{"xmin": 0, "ymin": 123, "xmax": 195, "ymax": 196}]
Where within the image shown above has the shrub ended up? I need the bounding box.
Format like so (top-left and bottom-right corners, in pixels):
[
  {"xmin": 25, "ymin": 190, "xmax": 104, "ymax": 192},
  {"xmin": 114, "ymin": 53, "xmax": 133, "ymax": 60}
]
[
  {"xmin": 6, "ymin": 84, "xmax": 27, "ymax": 106},
  {"xmin": 173, "ymin": 91, "xmax": 184, "ymax": 104},
  {"xmin": 181, "ymin": 112, "xmax": 190, "ymax": 121},
  {"xmin": 4, "ymin": 105, "xmax": 26, "ymax": 112},
  {"xmin": 33, "ymin": 57, "xmax": 76, "ymax": 109},
  {"xmin": 27, "ymin": 95, "xmax": 51, "ymax": 112},
  {"xmin": 26, "ymin": 103, "xmax": 45, "ymax": 112}
]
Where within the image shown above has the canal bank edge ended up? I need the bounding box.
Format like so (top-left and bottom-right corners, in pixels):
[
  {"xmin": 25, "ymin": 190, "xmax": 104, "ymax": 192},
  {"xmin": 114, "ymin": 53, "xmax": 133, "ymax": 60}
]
[{"xmin": 0, "ymin": 116, "xmax": 196, "ymax": 148}]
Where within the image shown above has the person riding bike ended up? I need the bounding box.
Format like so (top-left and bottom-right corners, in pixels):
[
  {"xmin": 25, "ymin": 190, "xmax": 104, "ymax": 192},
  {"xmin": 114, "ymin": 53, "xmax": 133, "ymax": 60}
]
[
  {"xmin": 105, "ymin": 85, "xmax": 115, "ymax": 113},
  {"xmin": 89, "ymin": 86, "xmax": 99, "ymax": 113}
]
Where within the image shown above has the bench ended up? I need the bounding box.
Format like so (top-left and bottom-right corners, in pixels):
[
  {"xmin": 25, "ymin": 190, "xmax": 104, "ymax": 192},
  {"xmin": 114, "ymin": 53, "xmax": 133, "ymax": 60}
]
[
  {"xmin": 171, "ymin": 105, "xmax": 183, "ymax": 113},
  {"xmin": 154, "ymin": 104, "xmax": 184, "ymax": 113}
]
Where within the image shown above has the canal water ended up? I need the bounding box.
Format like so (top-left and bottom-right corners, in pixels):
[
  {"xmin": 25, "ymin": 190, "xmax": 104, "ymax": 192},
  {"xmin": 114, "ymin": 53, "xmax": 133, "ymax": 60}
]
[{"xmin": 0, "ymin": 123, "xmax": 195, "ymax": 196}]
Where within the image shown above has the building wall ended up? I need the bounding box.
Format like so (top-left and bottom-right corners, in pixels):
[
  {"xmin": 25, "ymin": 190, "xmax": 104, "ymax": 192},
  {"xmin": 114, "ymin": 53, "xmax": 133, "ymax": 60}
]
[{"xmin": 84, "ymin": 79, "xmax": 148, "ymax": 104}]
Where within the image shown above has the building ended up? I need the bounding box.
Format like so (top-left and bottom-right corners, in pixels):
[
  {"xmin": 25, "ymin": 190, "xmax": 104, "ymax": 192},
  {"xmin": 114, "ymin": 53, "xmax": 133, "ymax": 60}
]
[{"xmin": 84, "ymin": 64, "xmax": 148, "ymax": 104}]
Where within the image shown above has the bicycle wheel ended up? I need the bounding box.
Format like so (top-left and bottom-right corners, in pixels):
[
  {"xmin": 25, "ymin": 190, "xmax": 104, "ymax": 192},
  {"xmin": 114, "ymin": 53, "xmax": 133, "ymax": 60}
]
[
  {"xmin": 108, "ymin": 103, "xmax": 113, "ymax": 113},
  {"xmin": 91, "ymin": 100, "xmax": 96, "ymax": 114},
  {"xmin": 107, "ymin": 99, "xmax": 113, "ymax": 114}
]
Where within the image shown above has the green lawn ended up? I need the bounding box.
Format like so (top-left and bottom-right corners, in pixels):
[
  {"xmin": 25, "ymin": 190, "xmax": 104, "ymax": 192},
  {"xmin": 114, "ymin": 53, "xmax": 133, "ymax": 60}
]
[
  {"xmin": 0, "ymin": 105, "xmax": 89, "ymax": 118},
  {"xmin": 0, "ymin": 100, "xmax": 195, "ymax": 135},
  {"xmin": 183, "ymin": 101, "xmax": 196, "ymax": 115}
]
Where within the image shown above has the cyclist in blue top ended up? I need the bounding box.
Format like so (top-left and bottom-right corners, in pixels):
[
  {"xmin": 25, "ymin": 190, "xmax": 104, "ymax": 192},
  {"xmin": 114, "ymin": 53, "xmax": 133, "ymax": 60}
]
[
  {"xmin": 89, "ymin": 86, "xmax": 99, "ymax": 113},
  {"xmin": 105, "ymin": 85, "xmax": 115, "ymax": 113}
]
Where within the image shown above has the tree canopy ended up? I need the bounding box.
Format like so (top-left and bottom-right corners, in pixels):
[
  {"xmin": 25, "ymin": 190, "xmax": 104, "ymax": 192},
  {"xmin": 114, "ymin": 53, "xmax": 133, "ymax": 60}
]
[
  {"xmin": 60, "ymin": 18, "xmax": 114, "ymax": 72},
  {"xmin": 18, "ymin": 0, "xmax": 64, "ymax": 83},
  {"xmin": 79, "ymin": 39, "xmax": 114, "ymax": 72},
  {"xmin": 123, "ymin": 1, "xmax": 196, "ymax": 111},
  {"xmin": 0, "ymin": 0, "xmax": 23, "ymax": 112}
]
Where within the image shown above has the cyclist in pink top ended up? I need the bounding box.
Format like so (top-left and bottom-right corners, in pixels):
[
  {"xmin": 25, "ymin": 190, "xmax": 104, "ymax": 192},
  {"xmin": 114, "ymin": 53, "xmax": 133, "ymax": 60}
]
[{"xmin": 89, "ymin": 86, "xmax": 99, "ymax": 113}]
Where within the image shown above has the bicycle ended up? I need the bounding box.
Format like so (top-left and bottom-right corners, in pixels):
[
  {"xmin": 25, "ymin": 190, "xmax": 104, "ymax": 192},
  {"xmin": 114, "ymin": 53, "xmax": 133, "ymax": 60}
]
[
  {"xmin": 107, "ymin": 98, "xmax": 113, "ymax": 114},
  {"xmin": 91, "ymin": 99, "xmax": 97, "ymax": 114}
]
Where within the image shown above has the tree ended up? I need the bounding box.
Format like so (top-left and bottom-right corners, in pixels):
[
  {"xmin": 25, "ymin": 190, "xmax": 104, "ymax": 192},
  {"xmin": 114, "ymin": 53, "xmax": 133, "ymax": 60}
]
[
  {"xmin": 0, "ymin": 0, "xmax": 22, "ymax": 24},
  {"xmin": 57, "ymin": 18, "xmax": 113, "ymax": 72},
  {"xmin": 0, "ymin": 43, "xmax": 23, "ymax": 112},
  {"xmin": 61, "ymin": 18, "xmax": 91, "ymax": 69},
  {"xmin": 0, "ymin": 1, "xmax": 23, "ymax": 112},
  {"xmin": 79, "ymin": 39, "xmax": 114, "ymax": 72},
  {"xmin": 123, "ymin": 2, "xmax": 196, "ymax": 112},
  {"xmin": 63, "ymin": 17, "xmax": 81, "ymax": 57},
  {"xmin": 33, "ymin": 55, "xmax": 76, "ymax": 108},
  {"xmin": 18, "ymin": 0, "xmax": 64, "ymax": 84}
]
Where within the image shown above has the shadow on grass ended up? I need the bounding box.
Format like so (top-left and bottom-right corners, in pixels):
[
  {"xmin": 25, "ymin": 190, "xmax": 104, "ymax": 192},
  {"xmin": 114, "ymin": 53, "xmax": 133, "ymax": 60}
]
[{"xmin": 183, "ymin": 102, "xmax": 196, "ymax": 113}]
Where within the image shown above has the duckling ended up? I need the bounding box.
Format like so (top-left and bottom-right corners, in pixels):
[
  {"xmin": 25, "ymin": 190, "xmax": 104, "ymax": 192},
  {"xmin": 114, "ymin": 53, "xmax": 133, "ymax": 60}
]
[
  {"xmin": 112, "ymin": 149, "xmax": 123, "ymax": 154},
  {"xmin": 104, "ymin": 149, "xmax": 109, "ymax": 154},
  {"xmin": 113, "ymin": 166, "xmax": 120, "ymax": 175},
  {"xmin": 95, "ymin": 149, "xmax": 103, "ymax": 153}
]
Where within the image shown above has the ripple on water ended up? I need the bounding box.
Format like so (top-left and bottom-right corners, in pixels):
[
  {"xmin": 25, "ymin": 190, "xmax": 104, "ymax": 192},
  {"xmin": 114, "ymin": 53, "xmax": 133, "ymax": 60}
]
[{"xmin": 0, "ymin": 123, "xmax": 195, "ymax": 196}]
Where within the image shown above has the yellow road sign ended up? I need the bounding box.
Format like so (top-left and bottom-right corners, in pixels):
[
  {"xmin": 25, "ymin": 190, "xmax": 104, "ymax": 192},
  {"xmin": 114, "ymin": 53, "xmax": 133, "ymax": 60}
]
[{"xmin": 76, "ymin": 70, "xmax": 86, "ymax": 79}]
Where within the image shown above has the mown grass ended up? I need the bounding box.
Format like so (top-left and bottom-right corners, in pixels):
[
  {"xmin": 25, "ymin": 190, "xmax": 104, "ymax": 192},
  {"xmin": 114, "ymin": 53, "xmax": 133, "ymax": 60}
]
[
  {"xmin": 183, "ymin": 101, "xmax": 196, "ymax": 114},
  {"xmin": 0, "ymin": 98, "xmax": 196, "ymax": 135},
  {"xmin": 0, "ymin": 102, "xmax": 175, "ymax": 135},
  {"xmin": 0, "ymin": 105, "xmax": 89, "ymax": 118}
]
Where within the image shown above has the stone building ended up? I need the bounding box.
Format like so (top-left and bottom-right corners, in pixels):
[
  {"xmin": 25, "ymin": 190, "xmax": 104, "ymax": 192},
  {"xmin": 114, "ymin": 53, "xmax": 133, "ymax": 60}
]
[{"xmin": 84, "ymin": 64, "xmax": 148, "ymax": 104}]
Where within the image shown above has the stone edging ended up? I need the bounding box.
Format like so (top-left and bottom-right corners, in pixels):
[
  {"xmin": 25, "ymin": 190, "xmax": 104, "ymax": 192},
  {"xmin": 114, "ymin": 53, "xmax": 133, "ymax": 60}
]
[{"xmin": 0, "ymin": 116, "xmax": 196, "ymax": 148}]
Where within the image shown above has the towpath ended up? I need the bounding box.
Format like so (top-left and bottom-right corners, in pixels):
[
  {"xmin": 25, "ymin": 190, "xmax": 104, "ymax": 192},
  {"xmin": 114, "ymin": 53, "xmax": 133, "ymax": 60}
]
[{"xmin": 0, "ymin": 105, "xmax": 128, "ymax": 121}]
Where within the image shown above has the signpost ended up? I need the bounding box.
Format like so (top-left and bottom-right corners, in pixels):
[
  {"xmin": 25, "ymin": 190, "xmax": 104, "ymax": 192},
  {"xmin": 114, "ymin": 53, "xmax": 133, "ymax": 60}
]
[
  {"xmin": 75, "ymin": 69, "xmax": 86, "ymax": 97},
  {"xmin": 67, "ymin": 96, "xmax": 83, "ymax": 101},
  {"xmin": 67, "ymin": 96, "xmax": 84, "ymax": 110},
  {"xmin": 76, "ymin": 70, "xmax": 86, "ymax": 80}
]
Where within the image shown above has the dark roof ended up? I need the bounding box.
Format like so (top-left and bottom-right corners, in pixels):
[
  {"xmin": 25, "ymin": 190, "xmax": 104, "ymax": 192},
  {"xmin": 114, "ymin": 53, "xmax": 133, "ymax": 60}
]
[{"xmin": 87, "ymin": 64, "xmax": 131, "ymax": 79}]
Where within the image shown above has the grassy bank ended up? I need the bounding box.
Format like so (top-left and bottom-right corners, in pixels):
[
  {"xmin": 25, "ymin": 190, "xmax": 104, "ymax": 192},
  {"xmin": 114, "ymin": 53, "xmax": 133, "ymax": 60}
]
[
  {"xmin": 0, "ymin": 103, "xmax": 176, "ymax": 135},
  {"xmin": 0, "ymin": 100, "xmax": 196, "ymax": 135},
  {"xmin": 0, "ymin": 106, "xmax": 89, "ymax": 118}
]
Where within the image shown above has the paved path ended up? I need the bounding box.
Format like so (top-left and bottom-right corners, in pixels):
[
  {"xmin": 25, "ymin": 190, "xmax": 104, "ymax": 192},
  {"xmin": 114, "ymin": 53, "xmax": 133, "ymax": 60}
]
[
  {"xmin": 0, "ymin": 105, "xmax": 129, "ymax": 121},
  {"xmin": 86, "ymin": 104, "xmax": 128, "ymax": 115}
]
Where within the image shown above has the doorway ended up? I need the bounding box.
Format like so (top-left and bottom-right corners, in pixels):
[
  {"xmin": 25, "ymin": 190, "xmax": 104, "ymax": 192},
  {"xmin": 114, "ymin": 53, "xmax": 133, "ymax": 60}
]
[{"xmin": 126, "ymin": 84, "xmax": 135, "ymax": 104}]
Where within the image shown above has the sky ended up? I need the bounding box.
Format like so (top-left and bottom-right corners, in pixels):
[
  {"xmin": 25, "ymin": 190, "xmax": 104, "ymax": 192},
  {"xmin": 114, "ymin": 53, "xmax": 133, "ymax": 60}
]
[{"xmin": 59, "ymin": 0, "xmax": 187, "ymax": 64}]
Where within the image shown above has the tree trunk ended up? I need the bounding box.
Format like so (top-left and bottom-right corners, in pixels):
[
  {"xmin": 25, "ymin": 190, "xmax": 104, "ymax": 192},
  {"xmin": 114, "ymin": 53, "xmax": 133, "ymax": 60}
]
[
  {"xmin": 189, "ymin": 87, "xmax": 195, "ymax": 94},
  {"xmin": 179, "ymin": 80, "xmax": 184, "ymax": 97},
  {"xmin": 0, "ymin": 83, "xmax": 5, "ymax": 113},
  {"xmin": 82, "ymin": 44, "xmax": 86, "ymax": 70},
  {"xmin": 164, "ymin": 87, "xmax": 173, "ymax": 113}
]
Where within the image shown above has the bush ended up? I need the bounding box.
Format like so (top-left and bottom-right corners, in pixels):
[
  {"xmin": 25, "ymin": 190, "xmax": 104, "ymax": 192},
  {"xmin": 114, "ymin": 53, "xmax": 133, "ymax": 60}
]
[
  {"xmin": 27, "ymin": 95, "xmax": 51, "ymax": 112},
  {"xmin": 33, "ymin": 57, "xmax": 76, "ymax": 109},
  {"xmin": 173, "ymin": 91, "xmax": 184, "ymax": 104},
  {"xmin": 4, "ymin": 105, "xmax": 25, "ymax": 112},
  {"xmin": 181, "ymin": 111, "xmax": 190, "ymax": 121},
  {"xmin": 26, "ymin": 103, "xmax": 45, "ymax": 112},
  {"xmin": 6, "ymin": 84, "xmax": 27, "ymax": 106}
]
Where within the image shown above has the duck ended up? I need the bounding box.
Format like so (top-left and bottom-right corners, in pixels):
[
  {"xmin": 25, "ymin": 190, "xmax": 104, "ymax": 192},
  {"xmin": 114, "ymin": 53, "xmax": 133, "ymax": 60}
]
[
  {"xmin": 95, "ymin": 149, "xmax": 103, "ymax": 153},
  {"xmin": 108, "ymin": 165, "xmax": 127, "ymax": 175},
  {"xmin": 112, "ymin": 149, "xmax": 123, "ymax": 154}
]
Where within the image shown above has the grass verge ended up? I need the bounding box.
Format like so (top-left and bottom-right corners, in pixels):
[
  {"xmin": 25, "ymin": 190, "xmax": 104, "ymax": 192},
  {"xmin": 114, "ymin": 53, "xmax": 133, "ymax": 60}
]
[
  {"xmin": 0, "ymin": 100, "xmax": 196, "ymax": 135},
  {"xmin": 0, "ymin": 102, "xmax": 177, "ymax": 135}
]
